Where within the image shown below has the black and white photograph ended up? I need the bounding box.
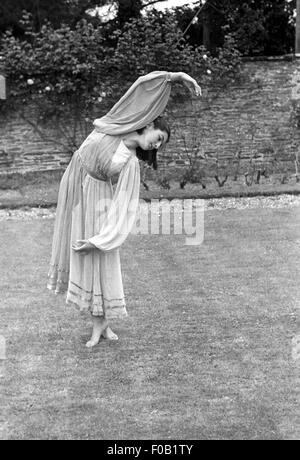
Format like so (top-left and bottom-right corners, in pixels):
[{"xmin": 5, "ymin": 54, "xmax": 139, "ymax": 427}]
[{"xmin": 0, "ymin": 0, "xmax": 299, "ymax": 442}]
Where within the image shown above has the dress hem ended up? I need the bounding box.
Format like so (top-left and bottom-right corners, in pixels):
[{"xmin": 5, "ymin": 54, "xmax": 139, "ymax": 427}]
[{"xmin": 66, "ymin": 298, "xmax": 128, "ymax": 320}]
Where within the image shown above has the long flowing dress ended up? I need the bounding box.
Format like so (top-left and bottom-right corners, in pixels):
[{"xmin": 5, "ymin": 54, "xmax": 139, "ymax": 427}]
[{"xmin": 47, "ymin": 71, "xmax": 172, "ymax": 320}]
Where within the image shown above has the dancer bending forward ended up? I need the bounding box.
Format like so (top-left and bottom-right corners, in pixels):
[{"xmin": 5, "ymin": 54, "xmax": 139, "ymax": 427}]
[{"xmin": 47, "ymin": 71, "xmax": 201, "ymax": 347}]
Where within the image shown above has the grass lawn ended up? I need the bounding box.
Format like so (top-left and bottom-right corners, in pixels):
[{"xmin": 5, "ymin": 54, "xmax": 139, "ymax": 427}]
[{"xmin": 0, "ymin": 205, "xmax": 299, "ymax": 440}]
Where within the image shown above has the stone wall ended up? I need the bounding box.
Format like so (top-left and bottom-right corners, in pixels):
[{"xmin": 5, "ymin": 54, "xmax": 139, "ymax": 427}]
[
  {"xmin": 0, "ymin": 59, "xmax": 299, "ymax": 184},
  {"xmin": 163, "ymin": 58, "xmax": 300, "ymax": 179}
]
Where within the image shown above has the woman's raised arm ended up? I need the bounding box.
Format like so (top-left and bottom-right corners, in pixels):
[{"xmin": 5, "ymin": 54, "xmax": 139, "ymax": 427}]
[
  {"xmin": 93, "ymin": 71, "xmax": 172, "ymax": 135},
  {"xmin": 93, "ymin": 71, "xmax": 201, "ymax": 135},
  {"xmin": 169, "ymin": 72, "xmax": 202, "ymax": 97}
]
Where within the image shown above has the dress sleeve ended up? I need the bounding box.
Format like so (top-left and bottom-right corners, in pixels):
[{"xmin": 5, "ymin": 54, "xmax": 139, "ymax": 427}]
[
  {"xmin": 93, "ymin": 71, "xmax": 172, "ymax": 135},
  {"xmin": 88, "ymin": 155, "xmax": 140, "ymax": 252}
]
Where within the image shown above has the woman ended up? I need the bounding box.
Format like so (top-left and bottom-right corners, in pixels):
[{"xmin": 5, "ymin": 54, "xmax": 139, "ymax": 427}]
[{"xmin": 47, "ymin": 70, "xmax": 201, "ymax": 347}]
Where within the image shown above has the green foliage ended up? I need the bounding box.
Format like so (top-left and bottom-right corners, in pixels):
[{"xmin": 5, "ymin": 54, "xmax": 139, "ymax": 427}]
[
  {"xmin": 1, "ymin": 10, "xmax": 242, "ymax": 105},
  {"xmin": 0, "ymin": 0, "xmax": 105, "ymax": 36},
  {"xmin": 0, "ymin": 10, "xmax": 242, "ymax": 152},
  {"xmin": 226, "ymin": 0, "xmax": 296, "ymax": 56},
  {"xmin": 226, "ymin": 3, "xmax": 268, "ymax": 56},
  {"xmin": 116, "ymin": 0, "xmax": 143, "ymax": 27},
  {"xmin": 0, "ymin": 1, "xmax": 296, "ymax": 57},
  {"xmin": 111, "ymin": 11, "xmax": 200, "ymax": 76},
  {"xmin": 110, "ymin": 11, "xmax": 242, "ymax": 86},
  {"xmin": 174, "ymin": 0, "xmax": 296, "ymax": 56},
  {"xmin": 2, "ymin": 13, "xmax": 110, "ymax": 100}
]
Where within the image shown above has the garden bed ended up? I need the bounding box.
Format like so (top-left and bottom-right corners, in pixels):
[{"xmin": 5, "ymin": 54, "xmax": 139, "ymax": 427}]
[{"xmin": 0, "ymin": 171, "xmax": 300, "ymax": 209}]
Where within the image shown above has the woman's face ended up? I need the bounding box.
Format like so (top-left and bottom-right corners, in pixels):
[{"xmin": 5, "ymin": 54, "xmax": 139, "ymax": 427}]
[{"xmin": 139, "ymin": 125, "xmax": 168, "ymax": 151}]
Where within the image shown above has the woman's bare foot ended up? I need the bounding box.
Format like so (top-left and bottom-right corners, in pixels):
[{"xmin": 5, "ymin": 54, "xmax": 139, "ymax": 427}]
[
  {"xmin": 86, "ymin": 316, "xmax": 108, "ymax": 348},
  {"xmin": 101, "ymin": 326, "xmax": 118, "ymax": 341}
]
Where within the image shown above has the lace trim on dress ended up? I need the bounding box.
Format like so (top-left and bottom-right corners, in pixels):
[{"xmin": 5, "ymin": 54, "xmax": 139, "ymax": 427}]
[
  {"xmin": 66, "ymin": 286, "xmax": 127, "ymax": 318},
  {"xmin": 69, "ymin": 280, "xmax": 124, "ymax": 301},
  {"xmin": 68, "ymin": 289, "xmax": 125, "ymax": 306}
]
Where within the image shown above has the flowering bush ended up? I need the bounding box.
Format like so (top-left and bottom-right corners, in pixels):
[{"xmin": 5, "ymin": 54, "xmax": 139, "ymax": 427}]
[
  {"xmin": 0, "ymin": 11, "xmax": 242, "ymax": 153},
  {"xmin": 0, "ymin": 14, "xmax": 115, "ymax": 151},
  {"xmin": 111, "ymin": 11, "xmax": 241, "ymax": 89},
  {"xmin": 1, "ymin": 15, "xmax": 113, "ymax": 106}
]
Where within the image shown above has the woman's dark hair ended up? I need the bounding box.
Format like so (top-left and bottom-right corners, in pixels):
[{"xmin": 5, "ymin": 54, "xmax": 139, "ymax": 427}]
[{"xmin": 136, "ymin": 116, "xmax": 171, "ymax": 170}]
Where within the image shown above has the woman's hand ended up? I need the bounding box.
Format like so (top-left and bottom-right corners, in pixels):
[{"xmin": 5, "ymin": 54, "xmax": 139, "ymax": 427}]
[
  {"xmin": 72, "ymin": 239, "xmax": 96, "ymax": 255},
  {"xmin": 182, "ymin": 74, "xmax": 202, "ymax": 97},
  {"xmin": 171, "ymin": 72, "xmax": 202, "ymax": 97},
  {"xmin": 186, "ymin": 79, "xmax": 202, "ymax": 97}
]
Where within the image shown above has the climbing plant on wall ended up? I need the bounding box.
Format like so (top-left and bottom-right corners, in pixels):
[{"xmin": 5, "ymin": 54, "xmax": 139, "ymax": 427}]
[{"xmin": 0, "ymin": 10, "xmax": 242, "ymax": 154}]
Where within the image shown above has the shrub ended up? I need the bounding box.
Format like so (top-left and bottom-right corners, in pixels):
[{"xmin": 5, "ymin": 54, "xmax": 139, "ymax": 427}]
[{"xmin": 0, "ymin": 11, "xmax": 242, "ymax": 154}]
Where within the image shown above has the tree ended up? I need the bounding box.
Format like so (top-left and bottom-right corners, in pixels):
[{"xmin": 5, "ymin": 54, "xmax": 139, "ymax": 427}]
[
  {"xmin": 0, "ymin": 0, "xmax": 169, "ymax": 36},
  {"xmin": 92, "ymin": 1, "xmax": 169, "ymax": 28},
  {"xmin": 116, "ymin": 0, "xmax": 143, "ymax": 26},
  {"xmin": 173, "ymin": 0, "xmax": 296, "ymax": 56},
  {"xmin": 0, "ymin": 0, "xmax": 107, "ymax": 36},
  {"xmin": 221, "ymin": 0, "xmax": 296, "ymax": 55}
]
